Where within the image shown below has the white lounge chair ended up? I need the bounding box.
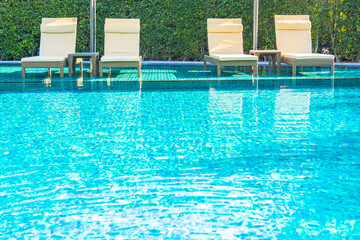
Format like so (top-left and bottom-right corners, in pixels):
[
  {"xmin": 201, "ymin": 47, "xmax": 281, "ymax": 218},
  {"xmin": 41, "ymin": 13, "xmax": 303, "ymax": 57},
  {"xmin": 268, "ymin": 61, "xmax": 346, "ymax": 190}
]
[
  {"xmin": 21, "ymin": 18, "xmax": 78, "ymax": 78},
  {"xmin": 99, "ymin": 18, "xmax": 142, "ymax": 78},
  {"xmin": 275, "ymin": 15, "xmax": 335, "ymax": 76},
  {"xmin": 204, "ymin": 18, "xmax": 258, "ymax": 76}
]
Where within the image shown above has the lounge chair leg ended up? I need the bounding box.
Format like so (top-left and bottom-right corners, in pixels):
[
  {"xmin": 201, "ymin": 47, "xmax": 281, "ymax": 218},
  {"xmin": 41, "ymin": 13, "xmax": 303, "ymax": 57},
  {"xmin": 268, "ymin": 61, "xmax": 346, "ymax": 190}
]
[
  {"xmin": 22, "ymin": 66, "xmax": 25, "ymax": 78},
  {"xmin": 277, "ymin": 54, "xmax": 281, "ymax": 74},
  {"xmin": 272, "ymin": 57, "xmax": 276, "ymax": 72},
  {"xmin": 138, "ymin": 57, "xmax": 143, "ymax": 76},
  {"xmin": 254, "ymin": 63, "xmax": 258, "ymax": 76},
  {"xmin": 100, "ymin": 67, "xmax": 103, "ymax": 78},
  {"xmin": 60, "ymin": 67, "xmax": 64, "ymax": 78},
  {"xmin": 217, "ymin": 65, "xmax": 221, "ymax": 77},
  {"xmin": 204, "ymin": 60, "xmax": 207, "ymax": 69},
  {"xmin": 330, "ymin": 62, "xmax": 334, "ymax": 75},
  {"xmin": 268, "ymin": 57, "xmax": 272, "ymax": 69},
  {"xmin": 80, "ymin": 61, "xmax": 83, "ymax": 71},
  {"xmin": 109, "ymin": 67, "xmax": 111, "ymax": 77},
  {"xmin": 292, "ymin": 65, "xmax": 296, "ymax": 76}
]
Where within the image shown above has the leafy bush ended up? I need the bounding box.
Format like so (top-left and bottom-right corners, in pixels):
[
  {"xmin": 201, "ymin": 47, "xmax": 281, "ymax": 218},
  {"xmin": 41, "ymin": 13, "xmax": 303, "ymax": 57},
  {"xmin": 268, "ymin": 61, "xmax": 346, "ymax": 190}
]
[{"xmin": 0, "ymin": 0, "xmax": 358, "ymax": 61}]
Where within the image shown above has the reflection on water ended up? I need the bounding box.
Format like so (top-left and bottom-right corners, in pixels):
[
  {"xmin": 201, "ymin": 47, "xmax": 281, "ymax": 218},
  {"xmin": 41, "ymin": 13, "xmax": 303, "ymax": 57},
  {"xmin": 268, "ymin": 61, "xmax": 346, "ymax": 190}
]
[
  {"xmin": 77, "ymin": 71, "xmax": 84, "ymax": 88},
  {"xmin": 0, "ymin": 77, "xmax": 349, "ymax": 93}
]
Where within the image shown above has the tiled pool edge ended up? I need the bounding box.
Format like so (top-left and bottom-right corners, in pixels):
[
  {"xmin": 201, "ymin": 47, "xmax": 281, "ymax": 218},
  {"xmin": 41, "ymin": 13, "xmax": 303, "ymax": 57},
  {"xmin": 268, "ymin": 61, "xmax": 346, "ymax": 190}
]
[{"xmin": 1, "ymin": 60, "xmax": 360, "ymax": 68}]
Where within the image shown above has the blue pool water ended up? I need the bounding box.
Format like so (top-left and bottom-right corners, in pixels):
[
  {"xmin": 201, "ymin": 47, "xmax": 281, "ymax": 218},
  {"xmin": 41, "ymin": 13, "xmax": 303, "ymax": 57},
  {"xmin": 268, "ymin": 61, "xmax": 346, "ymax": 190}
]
[{"xmin": 1, "ymin": 66, "xmax": 360, "ymax": 238}]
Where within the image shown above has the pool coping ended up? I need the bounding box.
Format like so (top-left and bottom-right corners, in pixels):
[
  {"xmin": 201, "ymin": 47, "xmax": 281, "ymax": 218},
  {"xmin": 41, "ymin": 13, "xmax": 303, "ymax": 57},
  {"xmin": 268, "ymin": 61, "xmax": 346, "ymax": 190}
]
[{"xmin": 1, "ymin": 60, "xmax": 360, "ymax": 68}]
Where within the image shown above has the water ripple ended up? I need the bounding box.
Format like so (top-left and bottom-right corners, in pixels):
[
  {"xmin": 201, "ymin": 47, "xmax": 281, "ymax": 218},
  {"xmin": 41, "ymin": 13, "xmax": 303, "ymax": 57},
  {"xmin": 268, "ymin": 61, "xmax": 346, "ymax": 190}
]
[{"xmin": 1, "ymin": 88, "xmax": 360, "ymax": 238}]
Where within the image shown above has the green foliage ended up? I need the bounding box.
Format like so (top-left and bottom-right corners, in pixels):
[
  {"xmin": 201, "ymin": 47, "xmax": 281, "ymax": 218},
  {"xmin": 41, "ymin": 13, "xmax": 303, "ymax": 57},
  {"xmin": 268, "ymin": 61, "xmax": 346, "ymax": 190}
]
[{"xmin": 0, "ymin": 0, "xmax": 358, "ymax": 61}]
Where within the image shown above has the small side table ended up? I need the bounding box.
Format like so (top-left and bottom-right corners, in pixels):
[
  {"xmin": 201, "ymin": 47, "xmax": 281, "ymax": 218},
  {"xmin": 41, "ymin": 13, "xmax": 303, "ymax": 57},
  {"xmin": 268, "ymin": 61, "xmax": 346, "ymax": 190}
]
[
  {"xmin": 68, "ymin": 52, "xmax": 99, "ymax": 76},
  {"xmin": 250, "ymin": 50, "xmax": 281, "ymax": 74}
]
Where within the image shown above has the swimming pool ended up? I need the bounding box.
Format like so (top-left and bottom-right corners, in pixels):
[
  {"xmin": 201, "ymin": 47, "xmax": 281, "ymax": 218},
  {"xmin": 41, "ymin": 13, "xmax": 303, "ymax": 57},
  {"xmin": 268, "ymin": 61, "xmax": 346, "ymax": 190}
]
[{"xmin": 1, "ymin": 65, "xmax": 360, "ymax": 238}]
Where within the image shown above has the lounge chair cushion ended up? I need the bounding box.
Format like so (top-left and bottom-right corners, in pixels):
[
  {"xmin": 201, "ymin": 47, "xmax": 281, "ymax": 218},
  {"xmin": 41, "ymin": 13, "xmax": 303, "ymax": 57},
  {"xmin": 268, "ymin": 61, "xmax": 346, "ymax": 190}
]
[
  {"xmin": 21, "ymin": 56, "xmax": 67, "ymax": 62},
  {"xmin": 101, "ymin": 56, "xmax": 140, "ymax": 62},
  {"xmin": 275, "ymin": 21, "xmax": 311, "ymax": 30},
  {"xmin": 282, "ymin": 53, "xmax": 335, "ymax": 60},
  {"xmin": 104, "ymin": 19, "xmax": 140, "ymax": 57},
  {"xmin": 275, "ymin": 15, "xmax": 310, "ymax": 22},
  {"xmin": 105, "ymin": 19, "xmax": 140, "ymax": 34},
  {"xmin": 207, "ymin": 18, "xmax": 244, "ymax": 55},
  {"xmin": 208, "ymin": 34, "xmax": 244, "ymax": 55},
  {"xmin": 210, "ymin": 54, "xmax": 258, "ymax": 61},
  {"xmin": 275, "ymin": 15, "xmax": 312, "ymax": 54},
  {"xmin": 276, "ymin": 30, "xmax": 312, "ymax": 54},
  {"xmin": 39, "ymin": 18, "xmax": 77, "ymax": 57},
  {"xmin": 41, "ymin": 21, "xmax": 77, "ymax": 33},
  {"xmin": 208, "ymin": 18, "xmax": 243, "ymax": 33}
]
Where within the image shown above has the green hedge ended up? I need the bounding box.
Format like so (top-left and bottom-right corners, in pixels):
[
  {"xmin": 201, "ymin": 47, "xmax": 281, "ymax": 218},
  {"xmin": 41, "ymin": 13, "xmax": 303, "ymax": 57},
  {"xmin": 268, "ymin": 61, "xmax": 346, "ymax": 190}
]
[{"xmin": 1, "ymin": 0, "xmax": 359, "ymax": 61}]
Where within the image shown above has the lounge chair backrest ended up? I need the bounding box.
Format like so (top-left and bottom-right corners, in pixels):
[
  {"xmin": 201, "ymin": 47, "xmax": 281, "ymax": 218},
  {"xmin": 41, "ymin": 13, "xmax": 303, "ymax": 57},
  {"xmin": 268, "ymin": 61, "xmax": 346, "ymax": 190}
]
[
  {"xmin": 39, "ymin": 18, "xmax": 77, "ymax": 57},
  {"xmin": 207, "ymin": 18, "xmax": 244, "ymax": 55},
  {"xmin": 275, "ymin": 15, "xmax": 312, "ymax": 53},
  {"xmin": 104, "ymin": 18, "xmax": 140, "ymax": 57}
]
